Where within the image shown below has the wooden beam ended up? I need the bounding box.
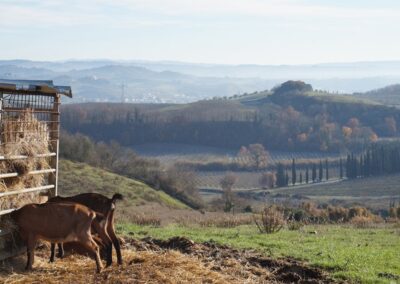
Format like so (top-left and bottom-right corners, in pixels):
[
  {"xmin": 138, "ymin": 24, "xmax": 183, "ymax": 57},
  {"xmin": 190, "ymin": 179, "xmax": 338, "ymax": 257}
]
[
  {"xmin": 0, "ymin": 184, "xmax": 54, "ymax": 198},
  {"xmin": 0, "ymin": 168, "xmax": 56, "ymax": 179},
  {"xmin": 2, "ymin": 107, "xmax": 60, "ymax": 114},
  {"xmin": 48, "ymin": 94, "xmax": 60, "ymax": 197},
  {"xmin": 0, "ymin": 152, "xmax": 56, "ymax": 160}
]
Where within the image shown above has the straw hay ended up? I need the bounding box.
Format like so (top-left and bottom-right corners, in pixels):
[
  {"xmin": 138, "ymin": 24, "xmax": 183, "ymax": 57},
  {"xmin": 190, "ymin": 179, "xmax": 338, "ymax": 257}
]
[
  {"xmin": 0, "ymin": 109, "xmax": 52, "ymax": 253},
  {"xmin": 0, "ymin": 249, "xmax": 240, "ymax": 284},
  {"xmin": 0, "ymin": 237, "xmax": 330, "ymax": 284},
  {"xmin": 0, "ymin": 109, "xmax": 51, "ymax": 212}
]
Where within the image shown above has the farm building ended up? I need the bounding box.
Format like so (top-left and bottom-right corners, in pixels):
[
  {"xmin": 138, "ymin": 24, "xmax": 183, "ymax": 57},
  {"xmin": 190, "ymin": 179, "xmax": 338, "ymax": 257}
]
[{"xmin": 0, "ymin": 79, "xmax": 72, "ymax": 260}]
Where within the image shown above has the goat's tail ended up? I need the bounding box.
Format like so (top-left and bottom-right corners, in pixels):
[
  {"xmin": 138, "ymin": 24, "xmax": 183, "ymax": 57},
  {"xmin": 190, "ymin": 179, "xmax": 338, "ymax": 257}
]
[{"xmin": 111, "ymin": 193, "xmax": 123, "ymax": 203}]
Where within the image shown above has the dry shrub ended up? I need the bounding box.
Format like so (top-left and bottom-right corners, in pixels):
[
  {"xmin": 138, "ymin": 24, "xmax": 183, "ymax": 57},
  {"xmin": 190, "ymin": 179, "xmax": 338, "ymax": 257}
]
[
  {"xmin": 253, "ymin": 205, "xmax": 286, "ymax": 234},
  {"xmin": 389, "ymin": 207, "xmax": 400, "ymax": 219},
  {"xmin": 287, "ymin": 220, "xmax": 304, "ymax": 231},
  {"xmin": 350, "ymin": 215, "xmax": 383, "ymax": 228},
  {"xmin": 350, "ymin": 216, "xmax": 374, "ymax": 228},
  {"xmin": 301, "ymin": 202, "xmax": 328, "ymax": 223},
  {"xmin": 389, "ymin": 207, "xmax": 398, "ymax": 218},
  {"xmin": 173, "ymin": 213, "xmax": 253, "ymax": 228},
  {"xmin": 348, "ymin": 206, "xmax": 370, "ymax": 219},
  {"xmin": 126, "ymin": 212, "xmax": 161, "ymax": 227},
  {"xmin": 0, "ymin": 109, "xmax": 51, "ymax": 211},
  {"xmin": 199, "ymin": 214, "xmax": 253, "ymax": 228},
  {"xmin": 327, "ymin": 206, "xmax": 349, "ymax": 223}
]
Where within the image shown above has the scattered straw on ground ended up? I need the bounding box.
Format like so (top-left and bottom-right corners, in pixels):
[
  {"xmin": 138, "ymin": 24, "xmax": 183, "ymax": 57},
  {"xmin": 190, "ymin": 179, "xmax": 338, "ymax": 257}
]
[
  {"xmin": 0, "ymin": 237, "xmax": 332, "ymax": 284},
  {"xmin": 0, "ymin": 249, "xmax": 241, "ymax": 284}
]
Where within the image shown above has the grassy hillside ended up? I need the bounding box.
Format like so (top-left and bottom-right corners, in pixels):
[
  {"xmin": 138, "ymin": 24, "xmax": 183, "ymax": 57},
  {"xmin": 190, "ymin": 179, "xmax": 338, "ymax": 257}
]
[{"xmin": 58, "ymin": 159, "xmax": 188, "ymax": 210}]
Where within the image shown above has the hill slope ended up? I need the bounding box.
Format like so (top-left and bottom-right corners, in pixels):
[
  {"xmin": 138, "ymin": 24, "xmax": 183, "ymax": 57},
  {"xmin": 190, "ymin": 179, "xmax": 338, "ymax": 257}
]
[
  {"xmin": 354, "ymin": 84, "xmax": 400, "ymax": 106},
  {"xmin": 58, "ymin": 159, "xmax": 188, "ymax": 210}
]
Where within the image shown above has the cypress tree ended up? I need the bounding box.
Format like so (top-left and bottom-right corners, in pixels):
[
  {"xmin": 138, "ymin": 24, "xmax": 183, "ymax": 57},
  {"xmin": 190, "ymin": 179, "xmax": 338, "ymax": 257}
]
[
  {"xmin": 291, "ymin": 158, "xmax": 296, "ymax": 185},
  {"xmin": 276, "ymin": 163, "xmax": 286, "ymax": 187},
  {"xmin": 339, "ymin": 158, "xmax": 343, "ymax": 179},
  {"xmin": 306, "ymin": 167, "xmax": 309, "ymax": 183},
  {"xmin": 351, "ymin": 153, "xmax": 357, "ymax": 178},
  {"xmin": 365, "ymin": 150, "xmax": 370, "ymax": 177},
  {"xmin": 318, "ymin": 160, "xmax": 323, "ymax": 181},
  {"xmin": 312, "ymin": 164, "xmax": 317, "ymax": 182},
  {"xmin": 285, "ymin": 171, "xmax": 289, "ymax": 186},
  {"xmin": 299, "ymin": 172, "xmax": 303, "ymax": 184},
  {"xmin": 325, "ymin": 159, "xmax": 329, "ymax": 181},
  {"xmin": 346, "ymin": 154, "xmax": 351, "ymax": 178},
  {"xmin": 381, "ymin": 146, "xmax": 385, "ymax": 174}
]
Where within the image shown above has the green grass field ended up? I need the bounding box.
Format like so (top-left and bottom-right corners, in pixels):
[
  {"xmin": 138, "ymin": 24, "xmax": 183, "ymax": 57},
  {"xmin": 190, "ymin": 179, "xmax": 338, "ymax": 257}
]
[
  {"xmin": 58, "ymin": 159, "xmax": 188, "ymax": 210},
  {"xmin": 117, "ymin": 223, "xmax": 400, "ymax": 283}
]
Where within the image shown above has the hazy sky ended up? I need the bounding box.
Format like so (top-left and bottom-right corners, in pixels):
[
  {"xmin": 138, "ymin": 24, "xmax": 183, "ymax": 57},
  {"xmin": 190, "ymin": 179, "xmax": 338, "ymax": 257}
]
[{"xmin": 1, "ymin": 0, "xmax": 400, "ymax": 64}]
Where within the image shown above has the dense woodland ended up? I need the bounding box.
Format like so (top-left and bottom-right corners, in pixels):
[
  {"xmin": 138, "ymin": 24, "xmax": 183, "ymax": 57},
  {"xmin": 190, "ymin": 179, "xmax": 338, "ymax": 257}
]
[{"xmin": 61, "ymin": 81, "xmax": 400, "ymax": 153}]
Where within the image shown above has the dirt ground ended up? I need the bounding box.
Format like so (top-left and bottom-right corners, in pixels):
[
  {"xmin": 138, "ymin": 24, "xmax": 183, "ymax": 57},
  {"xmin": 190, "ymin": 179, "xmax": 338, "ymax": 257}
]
[{"xmin": 0, "ymin": 237, "xmax": 333, "ymax": 284}]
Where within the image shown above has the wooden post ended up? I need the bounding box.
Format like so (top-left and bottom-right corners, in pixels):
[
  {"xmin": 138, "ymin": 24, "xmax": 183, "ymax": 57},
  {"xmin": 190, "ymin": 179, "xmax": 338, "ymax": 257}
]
[
  {"xmin": 0, "ymin": 92, "xmax": 3, "ymax": 146},
  {"xmin": 48, "ymin": 94, "xmax": 60, "ymax": 197}
]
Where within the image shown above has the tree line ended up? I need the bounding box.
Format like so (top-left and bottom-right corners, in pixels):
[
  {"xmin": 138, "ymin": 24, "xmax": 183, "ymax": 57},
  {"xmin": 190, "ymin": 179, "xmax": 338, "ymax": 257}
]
[
  {"xmin": 274, "ymin": 158, "xmax": 336, "ymax": 187},
  {"xmin": 260, "ymin": 142, "xmax": 400, "ymax": 189},
  {"xmin": 345, "ymin": 143, "xmax": 400, "ymax": 179}
]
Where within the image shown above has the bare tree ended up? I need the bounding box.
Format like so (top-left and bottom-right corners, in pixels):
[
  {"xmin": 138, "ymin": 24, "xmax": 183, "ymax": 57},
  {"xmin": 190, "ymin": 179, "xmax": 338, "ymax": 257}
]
[
  {"xmin": 259, "ymin": 172, "xmax": 276, "ymax": 189},
  {"xmin": 238, "ymin": 144, "xmax": 269, "ymax": 169},
  {"xmin": 220, "ymin": 173, "xmax": 238, "ymax": 213},
  {"xmin": 248, "ymin": 144, "xmax": 269, "ymax": 169}
]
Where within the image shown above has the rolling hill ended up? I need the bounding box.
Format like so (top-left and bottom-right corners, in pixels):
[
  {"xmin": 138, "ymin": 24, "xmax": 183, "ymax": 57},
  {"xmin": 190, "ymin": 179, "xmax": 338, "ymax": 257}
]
[
  {"xmin": 61, "ymin": 81, "xmax": 400, "ymax": 153},
  {"xmin": 354, "ymin": 84, "xmax": 400, "ymax": 106},
  {"xmin": 58, "ymin": 159, "xmax": 188, "ymax": 212}
]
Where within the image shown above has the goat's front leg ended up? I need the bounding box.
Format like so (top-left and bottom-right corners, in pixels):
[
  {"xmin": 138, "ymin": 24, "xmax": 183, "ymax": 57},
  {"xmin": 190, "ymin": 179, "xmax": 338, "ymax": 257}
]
[
  {"xmin": 25, "ymin": 235, "xmax": 36, "ymax": 270},
  {"xmin": 49, "ymin": 243, "xmax": 56, "ymax": 262},
  {"xmin": 57, "ymin": 243, "xmax": 64, "ymax": 258}
]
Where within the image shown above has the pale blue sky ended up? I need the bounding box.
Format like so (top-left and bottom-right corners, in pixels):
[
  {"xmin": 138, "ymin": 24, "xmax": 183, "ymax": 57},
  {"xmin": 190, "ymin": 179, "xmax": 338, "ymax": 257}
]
[{"xmin": 1, "ymin": 0, "xmax": 400, "ymax": 64}]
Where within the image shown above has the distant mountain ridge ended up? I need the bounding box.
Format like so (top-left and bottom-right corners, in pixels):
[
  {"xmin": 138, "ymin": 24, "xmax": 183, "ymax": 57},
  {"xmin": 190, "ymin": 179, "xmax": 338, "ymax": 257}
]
[{"xmin": 1, "ymin": 59, "xmax": 400, "ymax": 103}]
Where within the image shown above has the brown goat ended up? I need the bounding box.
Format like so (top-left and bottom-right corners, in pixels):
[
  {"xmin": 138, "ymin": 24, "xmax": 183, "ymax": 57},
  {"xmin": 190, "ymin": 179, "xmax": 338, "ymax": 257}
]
[
  {"xmin": 11, "ymin": 202, "xmax": 103, "ymax": 273},
  {"xmin": 48, "ymin": 193, "xmax": 123, "ymax": 265},
  {"xmin": 61, "ymin": 235, "xmax": 107, "ymax": 259}
]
